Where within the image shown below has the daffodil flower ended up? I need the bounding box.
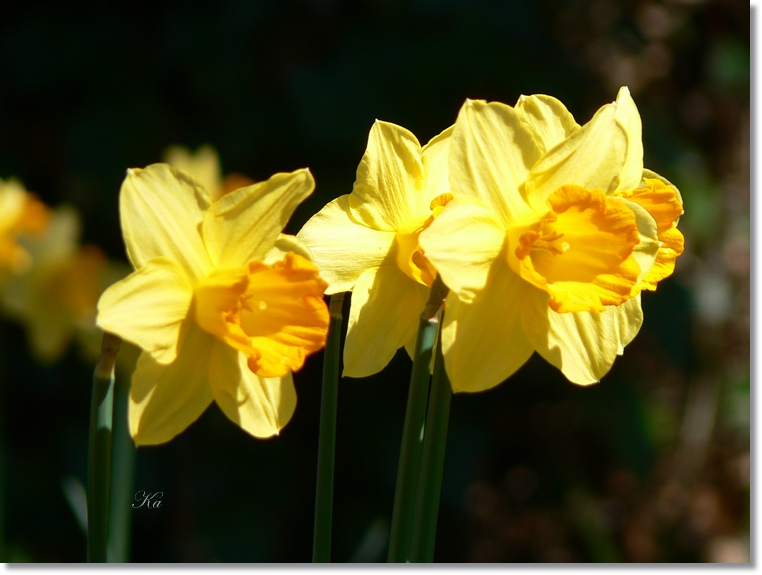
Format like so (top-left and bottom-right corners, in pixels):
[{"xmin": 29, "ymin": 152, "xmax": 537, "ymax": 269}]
[
  {"xmin": 297, "ymin": 121, "xmax": 453, "ymax": 377},
  {"xmin": 96, "ymin": 164, "xmax": 329, "ymax": 445},
  {"xmin": 419, "ymin": 87, "xmax": 684, "ymax": 391},
  {"xmin": 0, "ymin": 177, "xmax": 50, "ymax": 281},
  {"xmin": 0, "ymin": 201, "xmax": 116, "ymax": 362}
]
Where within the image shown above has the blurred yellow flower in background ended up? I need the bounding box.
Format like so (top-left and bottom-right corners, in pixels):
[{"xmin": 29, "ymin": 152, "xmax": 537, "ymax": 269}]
[
  {"xmin": 164, "ymin": 144, "xmax": 255, "ymax": 201},
  {"xmin": 0, "ymin": 181, "xmax": 122, "ymax": 363},
  {"xmin": 97, "ymin": 163, "xmax": 329, "ymax": 445},
  {"xmin": 420, "ymin": 87, "xmax": 684, "ymax": 392},
  {"xmin": 0, "ymin": 177, "xmax": 50, "ymax": 281},
  {"xmin": 297, "ymin": 120, "xmax": 452, "ymax": 377}
]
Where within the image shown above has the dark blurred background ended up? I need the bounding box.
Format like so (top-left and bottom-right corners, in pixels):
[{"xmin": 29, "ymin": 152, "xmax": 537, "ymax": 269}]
[{"xmin": 0, "ymin": 0, "xmax": 749, "ymax": 563}]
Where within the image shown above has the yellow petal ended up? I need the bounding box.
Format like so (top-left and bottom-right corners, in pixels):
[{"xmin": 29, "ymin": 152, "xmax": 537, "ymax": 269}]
[
  {"xmin": 120, "ymin": 164, "xmax": 213, "ymax": 282},
  {"xmin": 642, "ymin": 168, "xmax": 683, "ymax": 209},
  {"xmin": 264, "ymin": 233, "xmax": 314, "ymax": 264},
  {"xmin": 129, "ymin": 323, "xmax": 215, "ymax": 446},
  {"xmin": 514, "ymin": 94, "xmax": 580, "ymax": 154},
  {"xmin": 349, "ymin": 120, "xmax": 425, "ymax": 231},
  {"xmin": 0, "ymin": 179, "xmax": 28, "ymax": 232},
  {"xmin": 441, "ymin": 262, "xmax": 534, "ymax": 393},
  {"xmin": 163, "ymin": 144, "xmax": 224, "ymax": 201},
  {"xmin": 22, "ymin": 296, "xmax": 74, "ymax": 363},
  {"xmin": 612, "ymin": 196, "xmax": 660, "ymax": 291},
  {"xmin": 97, "ymin": 257, "xmax": 193, "ymax": 365},
  {"xmin": 23, "ymin": 245, "xmax": 107, "ymax": 362},
  {"xmin": 419, "ymin": 196, "xmax": 506, "ymax": 303},
  {"xmin": 450, "ymin": 99, "xmax": 538, "ymax": 223},
  {"xmin": 202, "ymin": 169, "xmax": 314, "ymax": 269},
  {"xmin": 343, "ymin": 266, "xmax": 428, "ymax": 378},
  {"xmin": 616, "ymin": 178, "xmax": 684, "ymax": 290},
  {"xmin": 0, "ymin": 179, "xmax": 51, "ymax": 276},
  {"xmin": 208, "ymin": 341, "xmax": 297, "ymax": 438},
  {"xmin": 403, "ymin": 331, "xmax": 418, "ymax": 362},
  {"xmin": 28, "ymin": 205, "xmax": 80, "ymax": 268},
  {"xmin": 524, "ymin": 97, "xmax": 627, "ymax": 210},
  {"xmin": 421, "ymin": 125, "xmax": 455, "ymax": 205},
  {"xmin": 0, "ymin": 207, "xmax": 96, "ymax": 363},
  {"xmin": 616, "ymin": 294, "xmax": 643, "ymax": 354},
  {"xmin": 522, "ymin": 288, "xmax": 643, "ymax": 385},
  {"xmin": 612, "ymin": 87, "xmax": 644, "ymax": 192},
  {"xmin": 0, "ymin": 206, "xmax": 80, "ymax": 317},
  {"xmin": 296, "ymin": 195, "xmax": 395, "ymax": 293}
]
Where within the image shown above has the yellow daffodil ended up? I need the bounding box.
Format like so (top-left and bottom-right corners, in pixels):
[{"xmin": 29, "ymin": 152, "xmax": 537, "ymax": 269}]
[
  {"xmin": 164, "ymin": 144, "xmax": 255, "ymax": 201},
  {"xmin": 419, "ymin": 87, "xmax": 684, "ymax": 391},
  {"xmin": 297, "ymin": 120, "xmax": 453, "ymax": 377},
  {"xmin": 0, "ymin": 203, "xmax": 115, "ymax": 362},
  {"xmin": 0, "ymin": 177, "xmax": 50, "ymax": 281},
  {"xmin": 96, "ymin": 163, "xmax": 329, "ymax": 445}
]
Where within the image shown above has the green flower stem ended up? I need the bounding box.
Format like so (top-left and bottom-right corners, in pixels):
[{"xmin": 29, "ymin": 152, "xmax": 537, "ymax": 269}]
[
  {"xmin": 87, "ymin": 333, "xmax": 121, "ymax": 563},
  {"xmin": 313, "ymin": 293, "xmax": 345, "ymax": 563},
  {"xmin": 410, "ymin": 311, "xmax": 452, "ymax": 563},
  {"xmin": 107, "ymin": 368, "xmax": 135, "ymax": 563},
  {"xmin": 387, "ymin": 276, "xmax": 448, "ymax": 563}
]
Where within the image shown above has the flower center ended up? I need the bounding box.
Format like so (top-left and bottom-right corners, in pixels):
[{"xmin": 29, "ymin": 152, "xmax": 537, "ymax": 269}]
[
  {"xmin": 193, "ymin": 252, "xmax": 329, "ymax": 378},
  {"xmin": 507, "ymin": 185, "xmax": 641, "ymax": 313},
  {"xmin": 394, "ymin": 193, "xmax": 453, "ymax": 287}
]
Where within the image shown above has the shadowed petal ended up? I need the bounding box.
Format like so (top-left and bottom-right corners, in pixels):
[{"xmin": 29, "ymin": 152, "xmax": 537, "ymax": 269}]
[
  {"xmin": 522, "ymin": 289, "xmax": 643, "ymax": 385},
  {"xmin": 208, "ymin": 341, "xmax": 297, "ymax": 438},
  {"xmin": 442, "ymin": 259, "xmax": 534, "ymax": 393},
  {"xmin": 129, "ymin": 322, "xmax": 215, "ymax": 446},
  {"xmin": 343, "ymin": 265, "xmax": 428, "ymax": 378}
]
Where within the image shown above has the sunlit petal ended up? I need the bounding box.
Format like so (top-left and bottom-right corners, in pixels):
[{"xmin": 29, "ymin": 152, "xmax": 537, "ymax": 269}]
[
  {"xmin": 202, "ymin": 169, "xmax": 315, "ymax": 269},
  {"xmin": 419, "ymin": 196, "xmax": 506, "ymax": 303},
  {"xmin": 349, "ymin": 120, "xmax": 425, "ymax": 231},
  {"xmin": 514, "ymin": 94, "xmax": 580, "ymax": 154},
  {"xmin": 263, "ymin": 233, "xmax": 314, "ymax": 265},
  {"xmin": 97, "ymin": 257, "xmax": 193, "ymax": 365},
  {"xmin": 297, "ymin": 195, "xmax": 395, "ymax": 293},
  {"xmin": 450, "ymin": 99, "xmax": 539, "ymax": 223},
  {"xmin": 120, "ymin": 164, "xmax": 213, "ymax": 282},
  {"xmin": 420, "ymin": 125, "xmax": 455, "ymax": 208},
  {"xmin": 612, "ymin": 87, "xmax": 644, "ymax": 192},
  {"xmin": 524, "ymin": 98, "xmax": 627, "ymax": 210}
]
